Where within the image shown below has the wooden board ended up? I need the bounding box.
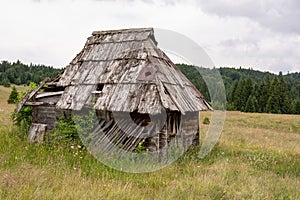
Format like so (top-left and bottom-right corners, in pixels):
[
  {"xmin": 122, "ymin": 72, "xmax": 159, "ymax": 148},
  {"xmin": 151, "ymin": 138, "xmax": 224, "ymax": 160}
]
[
  {"xmin": 14, "ymin": 77, "xmax": 51, "ymax": 115},
  {"xmin": 28, "ymin": 123, "xmax": 47, "ymax": 143}
]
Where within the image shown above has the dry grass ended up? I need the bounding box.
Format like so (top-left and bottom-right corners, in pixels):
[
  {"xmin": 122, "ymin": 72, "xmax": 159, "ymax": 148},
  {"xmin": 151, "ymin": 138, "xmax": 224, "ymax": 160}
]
[
  {"xmin": 220, "ymin": 111, "xmax": 300, "ymax": 154},
  {"xmin": 0, "ymin": 87, "xmax": 299, "ymax": 199},
  {"xmin": 0, "ymin": 85, "xmax": 27, "ymax": 126}
]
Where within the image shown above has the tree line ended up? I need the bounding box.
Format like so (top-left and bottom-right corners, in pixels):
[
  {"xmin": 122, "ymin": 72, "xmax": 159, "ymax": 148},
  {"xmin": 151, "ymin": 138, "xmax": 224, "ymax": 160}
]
[
  {"xmin": 178, "ymin": 64, "xmax": 300, "ymax": 115},
  {"xmin": 0, "ymin": 60, "xmax": 62, "ymax": 87},
  {"xmin": 1, "ymin": 60, "xmax": 299, "ymax": 114},
  {"xmin": 228, "ymin": 74, "xmax": 300, "ymax": 114}
]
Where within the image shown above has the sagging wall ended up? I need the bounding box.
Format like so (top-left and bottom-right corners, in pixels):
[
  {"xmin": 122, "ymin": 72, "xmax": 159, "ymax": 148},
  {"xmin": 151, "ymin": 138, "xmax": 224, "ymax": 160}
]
[
  {"xmin": 95, "ymin": 111, "xmax": 199, "ymax": 154},
  {"xmin": 145, "ymin": 111, "xmax": 199, "ymax": 158},
  {"xmin": 30, "ymin": 93, "xmax": 200, "ymax": 155}
]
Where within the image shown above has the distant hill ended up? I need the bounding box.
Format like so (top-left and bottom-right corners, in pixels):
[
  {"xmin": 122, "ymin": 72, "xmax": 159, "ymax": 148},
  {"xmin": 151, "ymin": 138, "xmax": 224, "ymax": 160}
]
[
  {"xmin": 177, "ymin": 64, "xmax": 300, "ymax": 114},
  {"xmin": 0, "ymin": 60, "xmax": 62, "ymax": 87}
]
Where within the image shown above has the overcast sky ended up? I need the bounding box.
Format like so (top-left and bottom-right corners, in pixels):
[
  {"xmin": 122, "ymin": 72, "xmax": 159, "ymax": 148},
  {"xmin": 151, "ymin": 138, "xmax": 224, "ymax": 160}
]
[{"xmin": 1, "ymin": 0, "xmax": 300, "ymax": 74}]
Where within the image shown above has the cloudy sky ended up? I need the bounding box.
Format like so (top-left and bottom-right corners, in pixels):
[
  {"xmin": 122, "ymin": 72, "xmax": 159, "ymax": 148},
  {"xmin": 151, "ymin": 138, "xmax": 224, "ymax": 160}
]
[{"xmin": 1, "ymin": 0, "xmax": 300, "ymax": 74}]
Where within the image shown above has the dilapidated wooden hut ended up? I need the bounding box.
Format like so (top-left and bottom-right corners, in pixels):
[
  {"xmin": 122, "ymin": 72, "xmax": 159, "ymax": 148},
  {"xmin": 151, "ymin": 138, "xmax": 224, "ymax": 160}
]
[{"xmin": 17, "ymin": 28, "xmax": 212, "ymax": 156}]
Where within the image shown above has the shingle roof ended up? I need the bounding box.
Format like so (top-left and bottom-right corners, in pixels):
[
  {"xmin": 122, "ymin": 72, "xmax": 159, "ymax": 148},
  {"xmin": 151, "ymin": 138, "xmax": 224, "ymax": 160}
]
[{"xmin": 55, "ymin": 28, "xmax": 212, "ymax": 114}]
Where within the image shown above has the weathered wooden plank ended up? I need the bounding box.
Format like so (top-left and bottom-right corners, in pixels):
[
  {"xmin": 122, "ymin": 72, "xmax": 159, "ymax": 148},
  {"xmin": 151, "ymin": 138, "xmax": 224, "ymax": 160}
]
[
  {"xmin": 156, "ymin": 80, "xmax": 178, "ymax": 111},
  {"xmin": 56, "ymin": 86, "xmax": 77, "ymax": 110},
  {"xmin": 37, "ymin": 95, "xmax": 61, "ymax": 104},
  {"xmin": 24, "ymin": 102, "xmax": 55, "ymax": 106},
  {"xmin": 136, "ymin": 84, "xmax": 161, "ymax": 114},
  {"xmin": 14, "ymin": 89, "xmax": 32, "ymax": 115},
  {"xmin": 35, "ymin": 91, "xmax": 64, "ymax": 99},
  {"xmin": 28, "ymin": 123, "xmax": 47, "ymax": 143},
  {"xmin": 15, "ymin": 77, "xmax": 51, "ymax": 115},
  {"xmin": 159, "ymin": 124, "xmax": 168, "ymax": 161}
]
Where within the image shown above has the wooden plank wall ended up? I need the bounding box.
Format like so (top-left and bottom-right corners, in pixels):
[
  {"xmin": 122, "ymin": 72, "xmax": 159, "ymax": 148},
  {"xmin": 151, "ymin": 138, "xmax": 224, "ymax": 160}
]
[
  {"xmin": 32, "ymin": 94, "xmax": 63, "ymax": 131},
  {"xmin": 181, "ymin": 112, "xmax": 199, "ymax": 150}
]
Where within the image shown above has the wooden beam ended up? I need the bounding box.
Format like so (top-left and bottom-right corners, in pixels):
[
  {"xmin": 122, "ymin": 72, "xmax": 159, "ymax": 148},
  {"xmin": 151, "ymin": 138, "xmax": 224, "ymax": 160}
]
[
  {"xmin": 14, "ymin": 89, "xmax": 32, "ymax": 115},
  {"xmin": 14, "ymin": 77, "xmax": 51, "ymax": 115},
  {"xmin": 24, "ymin": 102, "xmax": 56, "ymax": 106},
  {"xmin": 35, "ymin": 91, "xmax": 64, "ymax": 99}
]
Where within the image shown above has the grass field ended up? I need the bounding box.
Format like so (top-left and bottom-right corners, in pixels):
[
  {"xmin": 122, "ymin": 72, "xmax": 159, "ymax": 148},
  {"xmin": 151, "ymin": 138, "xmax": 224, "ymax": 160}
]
[
  {"xmin": 0, "ymin": 86, "xmax": 299, "ymax": 199},
  {"xmin": 0, "ymin": 86, "xmax": 27, "ymax": 126}
]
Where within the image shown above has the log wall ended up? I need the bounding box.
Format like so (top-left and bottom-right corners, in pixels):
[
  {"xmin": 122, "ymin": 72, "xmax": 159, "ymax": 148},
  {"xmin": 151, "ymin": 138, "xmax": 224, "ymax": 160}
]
[{"xmin": 32, "ymin": 93, "xmax": 63, "ymax": 131}]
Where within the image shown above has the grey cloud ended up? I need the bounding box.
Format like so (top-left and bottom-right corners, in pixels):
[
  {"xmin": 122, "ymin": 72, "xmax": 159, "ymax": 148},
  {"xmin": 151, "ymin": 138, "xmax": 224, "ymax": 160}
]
[
  {"xmin": 88, "ymin": 0, "xmax": 300, "ymax": 34},
  {"xmin": 197, "ymin": 0, "xmax": 300, "ymax": 34},
  {"xmin": 220, "ymin": 38, "xmax": 258, "ymax": 48},
  {"xmin": 91, "ymin": 0, "xmax": 180, "ymax": 5}
]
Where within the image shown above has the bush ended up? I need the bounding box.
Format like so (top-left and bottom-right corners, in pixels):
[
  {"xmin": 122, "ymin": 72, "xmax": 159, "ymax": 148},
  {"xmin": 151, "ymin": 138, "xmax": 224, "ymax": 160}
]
[
  {"xmin": 48, "ymin": 114, "xmax": 79, "ymax": 145},
  {"xmin": 12, "ymin": 106, "xmax": 33, "ymax": 132},
  {"xmin": 7, "ymin": 86, "xmax": 19, "ymax": 104},
  {"xmin": 2, "ymin": 78, "xmax": 11, "ymax": 87},
  {"xmin": 11, "ymin": 82, "xmax": 37, "ymax": 131},
  {"xmin": 203, "ymin": 117, "xmax": 210, "ymax": 125}
]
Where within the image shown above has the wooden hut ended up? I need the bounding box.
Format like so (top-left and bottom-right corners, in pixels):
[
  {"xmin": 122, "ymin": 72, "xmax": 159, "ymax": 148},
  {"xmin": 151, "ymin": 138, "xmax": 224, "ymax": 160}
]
[{"xmin": 17, "ymin": 28, "xmax": 212, "ymax": 156}]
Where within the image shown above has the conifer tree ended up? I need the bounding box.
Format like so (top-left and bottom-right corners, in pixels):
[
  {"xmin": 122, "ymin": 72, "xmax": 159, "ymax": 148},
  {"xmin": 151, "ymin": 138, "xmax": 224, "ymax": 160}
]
[
  {"xmin": 293, "ymin": 98, "xmax": 300, "ymax": 114},
  {"xmin": 259, "ymin": 75, "xmax": 271, "ymax": 112},
  {"xmin": 266, "ymin": 76, "xmax": 281, "ymax": 113},
  {"xmin": 7, "ymin": 86, "xmax": 19, "ymax": 104},
  {"xmin": 241, "ymin": 77, "xmax": 253, "ymax": 111},
  {"xmin": 229, "ymin": 80, "xmax": 239, "ymax": 110},
  {"xmin": 233, "ymin": 79, "xmax": 244, "ymax": 110},
  {"xmin": 245, "ymin": 95, "xmax": 258, "ymax": 112},
  {"xmin": 278, "ymin": 73, "xmax": 291, "ymax": 114}
]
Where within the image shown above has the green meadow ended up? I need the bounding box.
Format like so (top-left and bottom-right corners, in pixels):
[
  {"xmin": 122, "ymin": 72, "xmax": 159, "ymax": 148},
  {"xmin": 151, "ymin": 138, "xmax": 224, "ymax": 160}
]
[{"xmin": 0, "ymin": 86, "xmax": 299, "ymax": 199}]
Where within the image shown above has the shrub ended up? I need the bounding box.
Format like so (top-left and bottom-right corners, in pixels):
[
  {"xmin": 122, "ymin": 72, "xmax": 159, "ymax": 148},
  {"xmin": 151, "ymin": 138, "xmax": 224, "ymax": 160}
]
[
  {"xmin": 12, "ymin": 106, "xmax": 33, "ymax": 132},
  {"xmin": 203, "ymin": 117, "xmax": 210, "ymax": 125},
  {"xmin": 48, "ymin": 114, "xmax": 79, "ymax": 145},
  {"xmin": 11, "ymin": 82, "xmax": 37, "ymax": 131},
  {"xmin": 2, "ymin": 78, "xmax": 11, "ymax": 87},
  {"xmin": 7, "ymin": 86, "xmax": 19, "ymax": 104}
]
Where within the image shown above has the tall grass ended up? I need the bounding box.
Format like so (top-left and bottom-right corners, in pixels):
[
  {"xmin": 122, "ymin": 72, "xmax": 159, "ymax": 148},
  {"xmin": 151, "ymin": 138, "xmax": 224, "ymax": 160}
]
[
  {"xmin": 0, "ymin": 116, "xmax": 300, "ymax": 200},
  {"xmin": 0, "ymin": 86, "xmax": 300, "ymax": 199}
]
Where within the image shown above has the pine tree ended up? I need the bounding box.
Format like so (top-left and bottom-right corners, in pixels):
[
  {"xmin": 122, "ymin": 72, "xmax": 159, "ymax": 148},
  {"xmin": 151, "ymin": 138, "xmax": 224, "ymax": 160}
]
[
  {"xmin": 241, "ymin": 77, "xmax": 253, "ymax": 111},
  {"xmin": 229, "ymin": 80, "xmax": 239, "ymax": 110},
  {"xmin": 266, "ymin": 76, "xmax": 281, "ymax": 113},
  {"xmin": 7, "ymin": 86, "xmax": 19, "ymax": 104},
  {"xmin": 278, "ymin": 74, "xmax": 291, "ymax": 114},
  {"xmin": 259, "ymin": 75, "xmax": 271, "ymax": 112},
  {"xmin": 293, "ymin": 98, "xmax": 300, "ymax": 114},
  {"xmin": 245, "ymin": 95, "xmax": 258, "ymax": 112},
  {"xmin": 233, "ymin": 79, "xmax": 244, "ymax": 110}
]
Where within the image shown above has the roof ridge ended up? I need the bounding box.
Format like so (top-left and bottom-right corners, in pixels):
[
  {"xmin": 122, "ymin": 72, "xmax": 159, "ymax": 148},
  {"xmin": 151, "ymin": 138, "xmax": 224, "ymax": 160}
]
[{"xmin": 92, "ymin": 28, "xmax": 154, "ymax": 36}]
